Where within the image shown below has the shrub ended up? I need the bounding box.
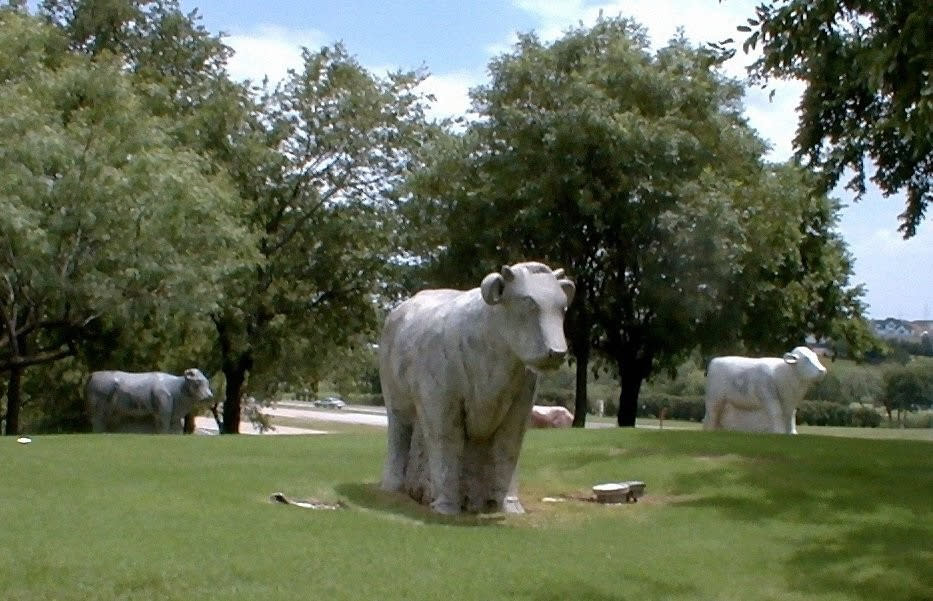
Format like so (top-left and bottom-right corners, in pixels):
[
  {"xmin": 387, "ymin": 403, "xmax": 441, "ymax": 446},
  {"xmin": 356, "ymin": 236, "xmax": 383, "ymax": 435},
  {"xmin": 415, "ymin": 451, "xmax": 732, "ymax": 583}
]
[
  {"xmin": 809, "ymin": 364, "xmax": 883, "ymax": 405},
  {"xmin": 637, "ymin": 394, "xmax": 706, "ymax": 422},
  {"xmin": 796, "ymin": 400, "xmax": 881, "ymax": 427},
  {"xmin": 882, "ymin": 361, "xmax": 933, "ymax": 412},
  {"xmin": 346, "ymin": 393, "xmax": 384, "ymax": 406}
]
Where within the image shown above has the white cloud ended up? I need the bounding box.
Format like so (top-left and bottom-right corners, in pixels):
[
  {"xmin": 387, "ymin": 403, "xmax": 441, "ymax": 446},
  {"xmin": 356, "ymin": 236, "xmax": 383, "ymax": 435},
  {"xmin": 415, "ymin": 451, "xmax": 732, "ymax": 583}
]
[
  {"xmin": 224, "ymin": 26, "xmax": 480, "ymax": 124},
  {"xmin": 419, "ymin": 70, "xmax": 484, "ymax": 121},
  {"xmin": 224, "ymin": 25, "xmax": 326, "ymax": 84}
]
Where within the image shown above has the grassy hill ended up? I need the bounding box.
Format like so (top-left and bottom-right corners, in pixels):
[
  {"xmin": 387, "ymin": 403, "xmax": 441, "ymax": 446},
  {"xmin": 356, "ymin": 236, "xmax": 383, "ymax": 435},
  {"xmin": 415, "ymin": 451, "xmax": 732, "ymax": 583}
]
[{"xmin": 1, "ymin": 429, "xmax": 930, "ymax": 600}]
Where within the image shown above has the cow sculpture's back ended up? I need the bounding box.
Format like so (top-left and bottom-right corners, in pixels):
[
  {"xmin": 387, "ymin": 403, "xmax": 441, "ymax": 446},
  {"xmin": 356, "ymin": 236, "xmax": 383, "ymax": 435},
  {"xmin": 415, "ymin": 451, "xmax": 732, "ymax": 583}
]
[{"xmin": 379, "ymin": 262, "xmax": 574, "ymax": 515}]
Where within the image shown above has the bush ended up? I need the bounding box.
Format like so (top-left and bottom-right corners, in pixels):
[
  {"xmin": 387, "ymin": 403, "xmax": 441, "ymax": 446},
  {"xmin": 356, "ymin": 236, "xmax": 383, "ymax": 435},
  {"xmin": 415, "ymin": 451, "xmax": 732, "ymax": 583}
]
[
  {"xmin": 882, "ymin": 360, "xmax": 933, "ymax": 412},
  {"xmin": 637, "ymin": 394, "xmax": 706, "ymax": 422},
  {"xmin": 809, "ymin": 364, "xmax": 883, "ymax": 405},
  {"xmin": 345, "ymin": 393, "xmax": 384, "ymax": 406},
  {"xmin": 795, "ymin": 400, "xmax": 882, "ymax": 427}
]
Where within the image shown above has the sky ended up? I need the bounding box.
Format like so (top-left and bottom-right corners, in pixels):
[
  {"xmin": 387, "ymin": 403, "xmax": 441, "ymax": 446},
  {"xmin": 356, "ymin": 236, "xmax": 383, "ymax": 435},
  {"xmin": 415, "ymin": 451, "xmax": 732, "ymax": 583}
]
[{"xmin": 178, "ymin": 0, "xmax": 931, "ymax": 320}]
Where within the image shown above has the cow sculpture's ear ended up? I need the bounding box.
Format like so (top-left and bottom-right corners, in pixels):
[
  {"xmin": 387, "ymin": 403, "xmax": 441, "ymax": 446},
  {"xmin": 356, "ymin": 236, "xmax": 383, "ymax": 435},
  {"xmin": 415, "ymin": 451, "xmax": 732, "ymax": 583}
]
[
  {"xmin": 481, "ymin": 272, "xmax": 506, "ymax": 305},
  {"xmin": 783, "ymin": 352, "xmax": 798, "ymax": 365},
  {"xmin": 560, "ymin": 278, "xmax": 575, "ymax": 305}
]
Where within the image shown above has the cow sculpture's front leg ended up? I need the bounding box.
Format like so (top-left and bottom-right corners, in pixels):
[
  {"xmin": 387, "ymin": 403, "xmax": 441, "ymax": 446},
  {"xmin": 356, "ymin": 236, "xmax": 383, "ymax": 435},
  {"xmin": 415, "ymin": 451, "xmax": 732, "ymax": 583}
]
[
  {"xmin": 152, "ymin": 392, "xmax": 173, "ymax": 433},
  {"xmin": 784, "ymin": 407, "xmax": 798, "ymax": 435},
  {"xmin": 488, "ymin": 375, "xmax": 536, "ymax": 514},
  {"xmin": 419, "ymin": 399, "xmax": 465, "ymax": 515}
]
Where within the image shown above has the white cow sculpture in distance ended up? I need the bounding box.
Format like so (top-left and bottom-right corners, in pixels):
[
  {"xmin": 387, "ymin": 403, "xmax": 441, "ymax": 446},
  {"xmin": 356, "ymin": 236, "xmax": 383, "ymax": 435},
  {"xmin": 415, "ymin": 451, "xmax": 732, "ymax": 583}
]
[
  {"xmin": 703, "ymin": 346, "xmax": 827, "ymax": 434},
  {"xmin": 379, "ymin": 262, "xmax": 575, "ymax": 515}
]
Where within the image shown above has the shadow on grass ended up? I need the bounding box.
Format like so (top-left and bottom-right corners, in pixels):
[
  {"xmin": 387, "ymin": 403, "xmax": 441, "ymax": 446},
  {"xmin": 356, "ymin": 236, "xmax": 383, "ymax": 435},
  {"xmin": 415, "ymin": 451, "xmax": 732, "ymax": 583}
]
[
  {"xmin": 786, "ymin": 522, "xmax": 932, "ymax": 601},
  {"xmin": 512, "ymin": 573, "xmax": 696, "ymax": 601},
  {"xmin": 667, "ymin": 435, "xmax": 932, "ymax": 600},
  {"xmin": 335, "ymin": 482, "xmax": 509, "ymax": 527}
]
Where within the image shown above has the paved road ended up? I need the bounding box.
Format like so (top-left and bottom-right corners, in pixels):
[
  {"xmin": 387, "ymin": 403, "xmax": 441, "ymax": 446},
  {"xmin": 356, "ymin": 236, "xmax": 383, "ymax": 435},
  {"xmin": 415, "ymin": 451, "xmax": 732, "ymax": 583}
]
[
  {"xmin": 193, "ymin": 416, "xmax": 328, "ymax": 435},
  {"xmin": 269, "ymin": 403, "xmax": 389, "ymax": 427},
  {"xmin": 198, "ymin": 401, "xmax": 687, "ymax": 434}
]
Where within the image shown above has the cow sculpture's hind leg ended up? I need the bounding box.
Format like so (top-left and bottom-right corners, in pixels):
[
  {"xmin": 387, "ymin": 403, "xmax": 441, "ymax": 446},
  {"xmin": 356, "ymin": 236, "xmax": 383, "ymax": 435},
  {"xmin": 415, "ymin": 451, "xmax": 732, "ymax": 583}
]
[{"xmin": 381, "ymin": 409, "xmax": 413, "ymax": 493}]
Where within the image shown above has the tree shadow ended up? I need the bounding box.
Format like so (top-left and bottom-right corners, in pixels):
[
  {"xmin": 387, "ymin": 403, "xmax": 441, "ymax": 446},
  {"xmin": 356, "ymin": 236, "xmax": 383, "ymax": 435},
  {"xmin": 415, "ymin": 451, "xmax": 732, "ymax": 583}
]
[
  {"xmin": 668, "ymin": 439, "xmax": 933, "ymax": 600},
  {"xmin": 334, "ymin": 482, "xmax": 509, "ymax": 527},
  {"xmin": 511, "ymin": 572, "xmax": 698, "ymax": 601},
  {"xmin": 786, "ymin": 522, "xmax": 932, "ymax": 601}
]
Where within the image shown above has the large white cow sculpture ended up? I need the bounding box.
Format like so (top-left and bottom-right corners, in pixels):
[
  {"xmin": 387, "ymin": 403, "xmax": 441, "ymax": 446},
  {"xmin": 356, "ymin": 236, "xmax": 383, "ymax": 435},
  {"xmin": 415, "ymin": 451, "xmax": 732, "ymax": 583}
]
[
  {"xmin": 379, "ymin": 262, "xmax": 574, "ymax": 515},
  {"xmin": 703, "ymin": 346, "xmax": 827, "ymax": 434}
]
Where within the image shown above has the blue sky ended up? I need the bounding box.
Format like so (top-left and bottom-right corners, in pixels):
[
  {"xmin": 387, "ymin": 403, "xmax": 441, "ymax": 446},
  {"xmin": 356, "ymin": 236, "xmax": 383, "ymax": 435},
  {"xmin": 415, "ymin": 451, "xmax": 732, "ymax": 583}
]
[{"xmin": 178, "ymin": 0, "xmax": 931, "ymax": 320}]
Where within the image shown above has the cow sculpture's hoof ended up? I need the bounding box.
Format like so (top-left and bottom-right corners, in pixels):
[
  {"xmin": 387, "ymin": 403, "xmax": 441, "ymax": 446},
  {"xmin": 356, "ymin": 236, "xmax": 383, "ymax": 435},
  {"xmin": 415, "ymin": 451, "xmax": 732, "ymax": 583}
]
[
  {"xmin": 430, "ymin": 499, "xmax": 462, "ymax": 516},
  {"xmin": 503, "ymin": 496, "xmax": 525, "ymax": 514}
]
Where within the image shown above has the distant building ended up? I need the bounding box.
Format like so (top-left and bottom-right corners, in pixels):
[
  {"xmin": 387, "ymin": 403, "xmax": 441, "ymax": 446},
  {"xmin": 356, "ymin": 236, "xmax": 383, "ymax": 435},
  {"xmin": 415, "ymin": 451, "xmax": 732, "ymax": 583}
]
[{"xmin": 871, "ymin": 318, "xmax": 931, "ymax": 342}]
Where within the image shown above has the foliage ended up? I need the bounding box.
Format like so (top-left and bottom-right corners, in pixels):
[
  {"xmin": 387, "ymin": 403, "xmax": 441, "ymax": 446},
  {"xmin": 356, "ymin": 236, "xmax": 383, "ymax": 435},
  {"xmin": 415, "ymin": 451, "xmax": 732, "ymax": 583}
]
[
  {"xmin": 407, "ymin": 16, "xmax": 865, "ymax": 427},
  {"xmin": 796, "ymin": 400, "xmax": 882, "ymax": 428},
  {"xmin": 209, "ymin": 43, "xmax": 437, "ymax": 431},
  {"xmin": 736, "ymin": 0, "xmax": 932, "ymax": 237},
  {"xmin": 635, "ymin": 393, "xmax": 707, "ymax": 422},
  {"xmin": 882, "ymin": 360, "xmax": 933, "ymax": 420},
  {"xmin": 809, "ymin": 359, "xmax": 884, "ymax": 405},
  {"xmin": 0, "ymin": 10, "xmax": 253, "ymax": 434},
  {"xmin": 723, "ymin": 165, "xmax": 869, "ymax": 356}
]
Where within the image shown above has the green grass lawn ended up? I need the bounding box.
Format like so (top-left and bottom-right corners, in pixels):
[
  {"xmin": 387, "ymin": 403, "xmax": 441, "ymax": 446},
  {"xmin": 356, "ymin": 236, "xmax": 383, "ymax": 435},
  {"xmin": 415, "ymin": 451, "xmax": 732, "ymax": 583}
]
[{"xmin": 2, "ymin": 429, "xmax": 930, "ymax": 601}]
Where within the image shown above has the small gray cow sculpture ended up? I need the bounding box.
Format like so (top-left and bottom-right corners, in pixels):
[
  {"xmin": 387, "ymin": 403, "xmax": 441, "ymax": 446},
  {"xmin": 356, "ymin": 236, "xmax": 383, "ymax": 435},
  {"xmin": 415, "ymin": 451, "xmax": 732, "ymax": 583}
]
[
  {"xmin": 703, "ymin": 346, "xmax": 827, "ymax": 434},
  {"xmin": 87, "ymin": 369, "xmax": 214, "ymax": 433},
  {"xmin": 379, "ymin": 262, "xmax": 575, "ymax": 515}
]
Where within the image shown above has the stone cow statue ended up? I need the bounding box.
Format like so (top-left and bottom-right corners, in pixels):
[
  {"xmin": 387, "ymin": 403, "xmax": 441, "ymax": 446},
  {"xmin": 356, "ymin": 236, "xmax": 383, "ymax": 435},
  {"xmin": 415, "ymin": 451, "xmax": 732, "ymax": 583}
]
[
  {"xmin": 379, "ymin": 262, "xmax": 574, "ymax": 515},
  {"xmin": 87, "ymin": 369, "xmax": 214, "ymax": 433},
  {"xmin": 529, "ymin": 405, "xmax": 574, "ymax": 428},
  {"xmin": 703, "ymin": 346, "xmax": 826, "ymax": 434}
]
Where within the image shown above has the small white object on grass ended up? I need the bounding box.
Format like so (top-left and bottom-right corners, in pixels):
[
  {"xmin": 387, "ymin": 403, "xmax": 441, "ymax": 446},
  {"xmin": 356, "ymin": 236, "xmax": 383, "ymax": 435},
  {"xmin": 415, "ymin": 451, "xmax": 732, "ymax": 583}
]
[
  {"xmin": 17, "ymin": 437, "xmax": 32, "ymax": 444},
  {"xmin": 592, "ymin": 482, "xmax": 630, "ymax": 504}
]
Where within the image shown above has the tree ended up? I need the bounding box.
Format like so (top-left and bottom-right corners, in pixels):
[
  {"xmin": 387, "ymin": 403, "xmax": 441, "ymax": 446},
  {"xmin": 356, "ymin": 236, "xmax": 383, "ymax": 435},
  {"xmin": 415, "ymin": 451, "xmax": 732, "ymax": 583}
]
[
  {"xmin": 408, "ymin": 20, "xmax": 759, "ymax": 426},
  {"xmin": 0, "ymin": 11, "xmax": 252, "ymax": 434},
  {"xmin": 717, "ymin": 163, "xmax": 870, "ymax": 356},
  {"xmin": 210, "ymin": 45, "xmax": 435, "ymax": 432},
  {"xmin": 881, "ymin": 361, "xmax": 933, "ymax": 425},
  {"xmin": 735, "ymin": 0, "xmax": 932, "ymax": 237},
  {"xmin": 407, "ymin": 18, "xmax": 866, "ymax": 427}
]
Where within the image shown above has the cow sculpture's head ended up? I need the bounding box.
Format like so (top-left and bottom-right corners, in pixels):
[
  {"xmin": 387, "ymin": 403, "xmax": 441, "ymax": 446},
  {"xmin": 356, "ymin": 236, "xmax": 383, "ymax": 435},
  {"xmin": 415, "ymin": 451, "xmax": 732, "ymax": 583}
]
[
  {"xmin": 481, "ymin": 262, "xmax": 575, "ymax": 371},
  {"xmin": 783, "ymin": 346, "xmax": 827, "ymax": 382},
  {"xmin": 184, "ymin": 368, "xmax": 214, "ymax": 402}
]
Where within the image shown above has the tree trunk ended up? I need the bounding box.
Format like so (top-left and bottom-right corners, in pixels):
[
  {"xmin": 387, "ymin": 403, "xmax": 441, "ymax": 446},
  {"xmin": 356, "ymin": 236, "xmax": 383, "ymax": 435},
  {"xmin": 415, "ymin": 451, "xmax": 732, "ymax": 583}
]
[
  {"xmin": 4, "ymin": 365, "xmax": 22, "ymax": 436},
  {"xmin": 566, "ymin": 285, "xmax": 592, "ymax": 428},
  {"xmin": 213, "ymin": 315, "xmax": 253, "ymax": 435},
  {"xmin": 183, "ymin": 413, "xmax": 196, "ymax": 434},
  {"xmin": 616, "ymin": 352, "xmax": 651, "ymax": 428},
  {"xmin": 572, "ymin": 348, "xmax": 589, "ymax": 428},
  {"xmin": 221, "ymin": 360, "xmax": 248, "ymax": 434}
]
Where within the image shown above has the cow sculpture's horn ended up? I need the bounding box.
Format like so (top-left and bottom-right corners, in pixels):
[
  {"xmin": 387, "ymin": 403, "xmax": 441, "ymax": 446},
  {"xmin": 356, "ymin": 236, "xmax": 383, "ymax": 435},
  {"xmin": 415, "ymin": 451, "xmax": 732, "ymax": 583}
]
[
  {"xmin": 552, "ymin": 268, "xmax": 565, "ymax": 279},
  {"xmin": 500, "ymin": 265, "xmax": 515, "ymax": 282}
]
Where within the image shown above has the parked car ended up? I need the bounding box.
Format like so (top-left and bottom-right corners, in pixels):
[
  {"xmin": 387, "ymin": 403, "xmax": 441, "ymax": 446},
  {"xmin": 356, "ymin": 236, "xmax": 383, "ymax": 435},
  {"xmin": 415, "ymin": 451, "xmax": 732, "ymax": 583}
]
[{"xmin": 312, "ymin": 396, "xmax": 346, "ymax": 409}]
